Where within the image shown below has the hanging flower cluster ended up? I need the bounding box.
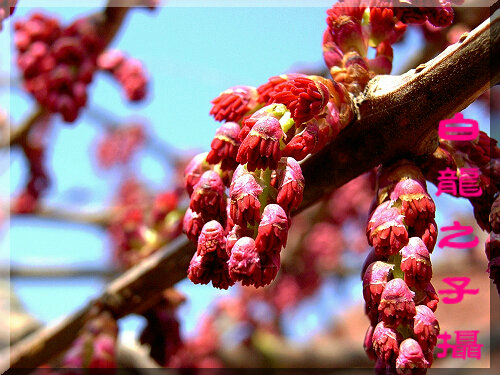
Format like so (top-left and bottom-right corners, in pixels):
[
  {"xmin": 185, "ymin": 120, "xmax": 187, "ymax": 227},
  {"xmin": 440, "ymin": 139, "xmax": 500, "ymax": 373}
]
[
  {"xmin": 14, "ymin": 13, "xmax": 148, "ymax": 123},
  {"xmin": 182, "ymin": 70, "xmax": 356, "ymax": 289},
  {"xmin": 362, "ymin": 160, "xmax": 439, "ymax": 373},
  {"xmin": 97, "ymin": 49, "xmax": 149, "ymax": 102},
  {"xmin": 96, "ymin": 122, "xmax": 145, "ymax": 169},
  {"xmin": 323, "ymin": 0, "xmax": 457, "ymax": 94}
]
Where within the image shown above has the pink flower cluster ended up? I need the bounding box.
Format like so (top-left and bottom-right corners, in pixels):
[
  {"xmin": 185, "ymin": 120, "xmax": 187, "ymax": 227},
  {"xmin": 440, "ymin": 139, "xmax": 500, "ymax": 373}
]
[
  {"xmin": 96, "ymin": 122, "xmax": 145, "ymax": 169},
  {"xmin": 183, "ymin": 71, "xmax": 355, "ymax": 289},
  {"xmin": 14, "ymin": 14, "xmax": 149, "ymax": 123},
  {"xmin": 108, "ymin": 178, "xmax": 182, "ymax": 269},
  {"xmin": 323, "ymin": 0, "xmax": 456, "ymax": 94},
  {"xmin": 362, "ymin": 160, "xmax": 439, "ymax": 373},
  {"xmin": 15, "ymin": 13, "xmax": 102, "ymax": 122},
  {"xmin": 98, "ymin": 49, "xmax": 149, "ymax": 102}
]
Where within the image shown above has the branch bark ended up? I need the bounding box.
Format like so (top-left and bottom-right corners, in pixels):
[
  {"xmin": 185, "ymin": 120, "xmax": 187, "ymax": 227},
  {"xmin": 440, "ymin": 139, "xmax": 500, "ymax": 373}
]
[{"xmin": 2, "ymin": 9, "xmax": 499, "ymax": 372}]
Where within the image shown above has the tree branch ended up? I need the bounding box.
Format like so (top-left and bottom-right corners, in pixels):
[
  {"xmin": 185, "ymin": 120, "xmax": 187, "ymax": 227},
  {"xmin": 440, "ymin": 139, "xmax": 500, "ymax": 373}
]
[{"xmin": 2, "ymin": 10, "xmax": 499, "ymax": 372}]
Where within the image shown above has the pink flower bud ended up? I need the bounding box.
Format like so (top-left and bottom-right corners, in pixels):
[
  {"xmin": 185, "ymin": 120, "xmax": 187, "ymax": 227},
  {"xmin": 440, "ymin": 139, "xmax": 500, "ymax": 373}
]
[
  {"xmin": 372, "ymin": 321, "xmax": 402, "ymax": 364},
  {"xmin": 187, "ymin": 252, "xmax": 213, "ymax": 285},
  {"xmin": 255, "ymin": 204, "xmax": 289, "ymax": 254},
  {"xmin": 183, "ymin": 208, "xmax": 206, "ymax": 243},
  {"xmin": 367, "ymin": 201, "xmax": 409, "ymax": 258},
  {"xmin": 189, "ymin": 170, "xmax": 226, "ymax": 220},
  {"xmin": 414, "ymin": 283, "xmax": 439, "ymax": 312},
  {"xmin": 210, "ymin": 257, "xmax": 235, "ymax": 290},
  {"xmin": 276, "ymin": 157, "xmax": 305, "ymax": 213},
  {"xmin": 363, "ymin": 261, "xmax": 394, "ymax": 313},
  {"xmin": 97, "ymin": 49, "xmax": 125, "ymax": 71},
  {"xmin": 425, "ymin": 6, "xmax": 454, "ymax": 28},
  {"xmin": 227, "ymin": 237, "xmax": 261, "ymax": 287},
  {"xmin": 197, "ymin": 220, "xmax": 227, "ymax": 259},
  {"xmin": 210, "ymin": 86, "xmax": 259, "ymax": 123},
  {"xmin": 378, "ymin": 278, "xmax": 416, "ymax": 326},
  {"xmin": 364, "ymin": 325, "xmax": 377, "ymax": 362},
  {"xmin": 416, "ymin": 219, "xmax": 438, "ymax": 253},
  {"xmin": 184, "ymin": 152, "xmax": 210, "ymax": 196},
  {"xmin": 390, "ymin": 179, "xmax": 435, "ymax": 230},
  {"xmin": 229, "ymin": 173, "xmax": 263, "ymax": 226},
  {"xmin": 322, "ymin": 30, "xmax": 344, "ymax": 70},
  {"xmin": 490, "ymin": 195, "xmax": 500, "ymax": 234},
  {"xmin": 206, "ymin": 121, "xmax": 241, "ymax": 170},
  {"xmin": 395, "ymin": 338, "xmax": 429, "ymax": 372},
  {"xmin": 236, "ymin": 116, "xmax": 284, "ymax": 172},
  {"xmin": 413, "ymin": 305, "xmax": 440, "ymax": 353},
  {"xmin": 256, "ymin": 250, "xmax": 280, "ymax": 287},
  {"xmin": 400, "ymin": 237, "xmax": 432, "ymax": 288},
  {"xmin": 269, "ymin": 77, "xmax": 329, "ymax": 125},
  {"xmin": 226, "ymin": 224, "xmax": 252, "ymax": 256}
]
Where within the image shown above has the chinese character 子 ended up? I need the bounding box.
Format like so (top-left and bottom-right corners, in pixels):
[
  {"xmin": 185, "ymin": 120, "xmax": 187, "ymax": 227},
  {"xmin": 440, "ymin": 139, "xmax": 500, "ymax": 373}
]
[
  {"xmin": 458, "ymin": 168, "xmax": 483, "ymax": 197},
  {"xmin": 438, "ymin": 113, "xmax": 479, "ymax": 141},
  {"xmin": 436, "ymin": 331, "xmax": 482, "ymax": 359},
  {"xmin": 437, "ymin": 221, "xmax": 479, "ymax": 249},
  {"xmin": 438, "ymin": 277, "xmax": 479, "ymax": 304}
]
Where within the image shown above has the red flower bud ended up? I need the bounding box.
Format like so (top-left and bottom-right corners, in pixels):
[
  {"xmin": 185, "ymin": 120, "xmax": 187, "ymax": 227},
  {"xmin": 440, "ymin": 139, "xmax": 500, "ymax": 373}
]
[
  {"xmin": 257, "ymin": 73, "xmax": 307, "ymax": 104},
  {"xmin": 197, "ymin": 220, "xmax": 227, "ymax": 259},
  {"xmin": 372, "ymin": 321, "xmax": 403, "ymax": 363},
  {"xmin": 378, "ymin": 278, "xmax": 416, "ymax": 326},
  {"xmin": 236, "ymin": 116, "xmax": 284, "ymax": 172},
  {"xmin": 367, "ymin": 201, "xmax": 409, "ymax": 258},
  {"xmin": 413, "ymin": 282, "xmax": 439, "ymax": 312},
  {"xmin": 189, "ymin": 170, "xmax": 226, "ymax": 220},
  {"xmin": 229, "ymin": 173, "xmax": 263, "ymax": 226},
  {"xmin": 395, "ymin": 339, "xmax": 429, "ymax": 372},
  {"xmin": 276, "ymin": 157, "xmax": 305, "ymax": 213},
  {"xmin": 490, "ymin": 195, "xmax": 500, "ymax": 233},
  {"xmin": 255, "ymin": 204, "xmax": 289, "ymax": 254},
  {"xmin": 227, "ymin": 237, "xmax": 261, "ymax": 287},
  {"xmin": 268, "ymin": 77, "xmax": 329, "ymax": 125},
  {"xmin": 364, "ymin": 325, "xmax": 377, "ymax": 362},
  {"xmin": 363, "ymin": 261, "xmax": 394, "ymax": 312},
  {"xmin": 425, "ymin": 6, "xmax": 454, "ymax": 28},
  {"xmin": 183, "ymin": 208, "xmax": 205, "ymax": 243},
  {"xmin": 400, "ymin": 237, "xmax": 432, "ymax": 288},
  {"xmin": 282, "ymin": 120, "xmax": 319, "ymax": 161},
  {"xmin": 485, "ymin": 232, "xmax": 500, "ymax": 261},
  {"xmin": 184, "ymin": 152, "xmax": 210, "ymax": 196},
  {"xmin": 413, "ymin": 305, "xmax": 440, "ymax": 353},
  {"xmin": 226, "ymin": 224, "xmax": 252, "ymax": 257},
  {"xmin": 416, "ymin": 219, "xmax": 438, "ymax": 253},
  {"xmin": 210, "ymin": 86, "xmax": 259, "ymax": 123},
  {"xmin": 256, "ymin": 250, "xmax": 280, "ymax": 288},
  {"xmin": 206, "ymin": 122, "xmax": 241, "ymax": 170},
  {"xmin": 187, "ymin": 252, "xmax": 213, "ymax": 285}
]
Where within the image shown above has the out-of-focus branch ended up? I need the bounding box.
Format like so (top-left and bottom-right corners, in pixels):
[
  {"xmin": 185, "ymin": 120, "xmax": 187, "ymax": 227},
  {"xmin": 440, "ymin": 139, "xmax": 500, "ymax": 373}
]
[
  {"xmin": 9, "ymin": 204, "xmax": 113, "ymax": 227},
  {"xmin": 2, "ymin": 10, "xmax": 499, "ymax": 372},
  {"xmin": 1, "ymin": 107, "xmax": 47, "ymax": 148},
  {"xmin": 2, "ymin": 266, "xmax": 120, "ymax": 280}
]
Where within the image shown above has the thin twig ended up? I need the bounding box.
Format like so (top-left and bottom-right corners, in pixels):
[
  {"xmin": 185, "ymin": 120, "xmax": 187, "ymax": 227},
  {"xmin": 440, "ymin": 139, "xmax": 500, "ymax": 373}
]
[{"xmin": 2, "ymin": 9, "xmax": 499, "ymax": 372}]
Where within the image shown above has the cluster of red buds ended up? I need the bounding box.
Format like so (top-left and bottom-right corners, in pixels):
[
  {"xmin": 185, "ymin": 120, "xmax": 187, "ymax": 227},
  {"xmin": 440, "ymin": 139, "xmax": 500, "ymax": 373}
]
[
  {"xmin": 323, "ymin": 0, "xmax": 458, "ymax": 94},
  {"xmin": 0, "ymin": 0, "xmax": 16, "ymax": 30},
  {"xmin": 183, "ymin": 72, "xmax": 355, "ymax": 289},
  {"xmin": 488, "ymin": 195, "xmax": 500, "ymax": 295},
  {"xmin": 362, "ymin": 160, "xmax": 439, "ymax": 373},
  {"xmin": 139, "ymin": 289, "xmax": 185, "ymax": 366},
  {"xmin": 52, "ymin": 310, "xmax": 118, "ymax": 369},
  {"xmin": 96, "ymin": 122, "xmax": 145, "ymax": 169},
  {"xmin": 108, "ymin": 178, "xmax": 182, "ymax": 269},
  {"xmin": 98, "ymin": 49, "xmax": 149, "ymax": 102},
  {"xmin": 14, "ymin": 13, "xmax": 149, "ymax": 123},
  {"xmin": 15, "ymin": 13, "xmax": 103, "ymax": 122}
]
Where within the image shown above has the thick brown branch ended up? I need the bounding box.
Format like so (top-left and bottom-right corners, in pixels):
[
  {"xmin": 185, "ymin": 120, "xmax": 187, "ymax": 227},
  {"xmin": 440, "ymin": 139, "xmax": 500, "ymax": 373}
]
[{"xmin": 3, "ymin": 10, "xmax": 499, "ymax": 372}]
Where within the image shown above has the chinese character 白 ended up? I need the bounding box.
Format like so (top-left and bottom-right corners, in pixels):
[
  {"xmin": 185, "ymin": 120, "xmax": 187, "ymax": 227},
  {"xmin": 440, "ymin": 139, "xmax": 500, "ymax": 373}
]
[{"xmin": 438, "ymin": 113, "xmax": 479, "ymax": 141}]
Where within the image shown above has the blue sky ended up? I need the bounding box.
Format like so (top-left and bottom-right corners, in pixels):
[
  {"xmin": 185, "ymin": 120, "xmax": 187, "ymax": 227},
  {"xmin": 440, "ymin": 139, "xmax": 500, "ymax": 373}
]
[{"xmin": 1, "ymin": 2, "xmax": 492, "ymax": 345}]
